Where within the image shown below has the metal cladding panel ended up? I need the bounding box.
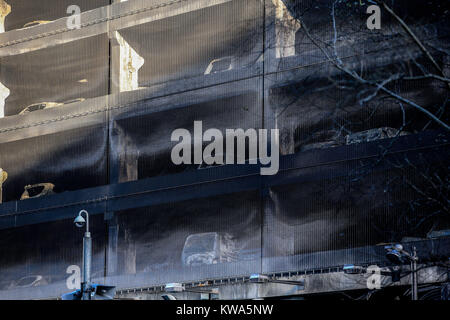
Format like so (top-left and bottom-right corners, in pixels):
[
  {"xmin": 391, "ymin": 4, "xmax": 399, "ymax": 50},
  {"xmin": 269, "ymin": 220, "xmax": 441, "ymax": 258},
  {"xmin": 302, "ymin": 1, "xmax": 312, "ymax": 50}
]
[
  {"xmin": 106, "ymin": 191, "xmax": 262, "ymax": 289},
  {"xmin": 0, "ymin": 119, "xmax": 108, "ymax": 203},
  {"xmin": 0, "ymin": 32, "xmax": 109, "ymax": 203},
  {"xmin": 265, "ymin": 0, "xmax": 450, "ymax": 73},
  {"xmin": 0, "ymin": 215, "xmax": 106, "ymax": 300},
  {"xmin": 262, "ymin": 148, "xmax": 450, "ymax": 273},
  {"xmin": 0, "ymin": 35, "xmax": 109, "ymax": 117},
  {"xmin": 0, "ymin": 0, "xmax": 447, "ymax": 300},
  {"xmin": 110, "ymin": 77, "xmax": 263, "ymax": 182},
  {"xmin": 116, "ymin": 0, "xmax": 264, "ymax": 87},
  {"xmin": 264, "ymin": 62, "xmax": 449, "ymax": 157}
]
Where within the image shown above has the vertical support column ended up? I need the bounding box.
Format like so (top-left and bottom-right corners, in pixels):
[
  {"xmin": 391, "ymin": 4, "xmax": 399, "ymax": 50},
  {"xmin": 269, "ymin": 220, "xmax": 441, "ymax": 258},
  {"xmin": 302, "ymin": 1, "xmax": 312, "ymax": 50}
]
[
  {"xmin": 105, "ymin": 212, "xmax": 136, "ymax": 276},
  {"xmin": 271, "ymin": 0, "xmax": 301, "ymax": 58},
  {"xmin": 110, "ymin": 124, "xmax": 139, "ymax": 184},
  {"xmin": 277, "ymin": 116, "xmax": 296, "ymax": 155},
  {"xmin": 123, "ymin": 228, "xmax": 136, "ymax": 275},
  {"xmin": 107, "ymin": 27, "xmax": 141, "ymax": 279},
  {"xmin": 267, "ymin": 89, "xmax": 296, "ymax": 156},
  {"xmin": 265, "ymin": 1, "xmax": 300, "ymax": 154},
  {"xmin": 106, "ymin": 213, "xmax": 119, "ymax": 276},
  {"xmin": 0, "ymin": 168, "xmax": 7, "ymax": 204},
  {"xmin": 0, "ymin": 0, "xmax": 11, "ymax": 33},
  {"xmin": 109, "ymin": 31, "xmax": 144, "ymax": 93},
  {"xmin": 263, "ymin": 189, "xmax": 294, "ymax": 259},
  {"xmin": 0, "ymin": 81, "xmax": 10, "ymax": 118}
]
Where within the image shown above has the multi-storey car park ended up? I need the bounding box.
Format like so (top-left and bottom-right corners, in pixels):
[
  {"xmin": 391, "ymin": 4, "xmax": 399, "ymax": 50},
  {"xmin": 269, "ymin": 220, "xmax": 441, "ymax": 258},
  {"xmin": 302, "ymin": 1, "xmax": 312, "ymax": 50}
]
[{"xmin": 0, "ymin": 0, "xmax": 448, "ymax": 300}]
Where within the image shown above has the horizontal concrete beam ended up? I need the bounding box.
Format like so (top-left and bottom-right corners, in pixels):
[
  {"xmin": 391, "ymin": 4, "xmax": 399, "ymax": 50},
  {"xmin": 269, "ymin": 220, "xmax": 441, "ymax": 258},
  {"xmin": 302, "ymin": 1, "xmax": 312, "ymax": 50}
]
[
  {"xmin": 0, "ymin": 73, "xmax": 261, "ymax": 143},
  {"xmin": 0, "ymin": 0, "xmax": 233, "ymax": 57},
  {"xmin": 0, "ymin": 33, "xmax": 440, "ymax": 143}
]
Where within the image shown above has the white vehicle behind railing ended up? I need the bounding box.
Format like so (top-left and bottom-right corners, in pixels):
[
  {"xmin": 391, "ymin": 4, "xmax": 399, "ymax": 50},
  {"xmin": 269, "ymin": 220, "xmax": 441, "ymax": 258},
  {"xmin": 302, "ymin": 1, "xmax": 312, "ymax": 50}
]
[{"xmin": 181, "ymin": 232, "xmax": 238, "ymax": 267}]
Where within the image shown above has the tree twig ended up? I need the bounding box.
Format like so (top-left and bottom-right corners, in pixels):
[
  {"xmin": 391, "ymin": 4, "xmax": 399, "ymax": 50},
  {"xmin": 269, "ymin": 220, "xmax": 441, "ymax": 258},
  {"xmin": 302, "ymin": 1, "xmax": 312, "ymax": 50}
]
[{"xmin": 375, "ymin": 0, "xmax": 450, "ymax": 89}]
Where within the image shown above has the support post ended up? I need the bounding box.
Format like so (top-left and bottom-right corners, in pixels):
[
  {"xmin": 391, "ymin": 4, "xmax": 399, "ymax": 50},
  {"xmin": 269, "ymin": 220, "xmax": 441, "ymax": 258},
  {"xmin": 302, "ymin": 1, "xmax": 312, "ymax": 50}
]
[
  {"xmin": 271, "ymin": 0, "xmax": 301, "ymax": 58},
  {"xmin": 123, "ymin": 228, "xmax": 136, "ymax": 275},
  {"xmin": 109, "ymin": 31, "xmax": 144, "ymax": 93},
  {"xmin": 82, "ymin": 232, "xmax": 92, "ymax": 300},
  {"xmin": 0, "ymin": 0, "xmax": 10, "ymax": 33},
  {"xmin": 106, "ymin": 214, "xmax": 119, "ymax": 276},
  {"xmin": 110, "ymin": 124, "xmax": 139, "ymax": 183},
  {"xmin": 277, "ymin": 116, "xmax": 296, "ymax": 155},
  {"xmin": 411, "ymin": 246, "xmax": 418, "ymax": 300},
  {"xmin": 0, "ymin": 81, "xmax": 10, "ymax": 118},
  {"xmin": 105, "ymin": 212, "xmax": 136, "ymax": 276},
  {"xmin": 0, "ymin": 168, "xmax": 7, "ymax": 204}
]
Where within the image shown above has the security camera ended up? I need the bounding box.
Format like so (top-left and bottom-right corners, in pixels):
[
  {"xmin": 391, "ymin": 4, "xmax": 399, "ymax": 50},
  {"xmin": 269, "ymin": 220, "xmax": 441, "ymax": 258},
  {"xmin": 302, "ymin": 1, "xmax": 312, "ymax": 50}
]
[
  {"xmin": 74, "ymin": 214, "xmax": 86, "ymax": 228},
  {"xmin": 385, "ymin": 244, "xmax": 405, "ymax": 264}
]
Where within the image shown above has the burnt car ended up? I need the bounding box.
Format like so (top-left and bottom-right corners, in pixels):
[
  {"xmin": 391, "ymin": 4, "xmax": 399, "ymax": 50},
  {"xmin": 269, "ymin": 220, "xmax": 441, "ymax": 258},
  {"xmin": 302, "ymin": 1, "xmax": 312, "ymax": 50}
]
[
  {"xmin": 181, "ymin": 232, "xmax": 238, "ymax": 267},
  {"xmin": 19, "ymin": 98, "xmax": 85, "ymax": 115},
  {"xmin": 204, "ymin": 57, "xmax": 235, "ymax": 75},
  {"xmin": 299, "ymin": 130, "xmax": 345, "ymax": 152},
  {"xmin": 345, "ymin": 127, "xmax": 409, "ymax": 145},
  {"xmin": 20, "ymin": 183, "xmax": 55, "ymax": 200},
  {"xmin": 300, "ymin": 127, "xmax": 409, "ymax": 152},
  {"xmin": 7, "ymin": 275, "xmax": 48, "ymax": 290},
  {"xmin": 21, "ymin": 20, "xmax": 51, "ymax": 29}
]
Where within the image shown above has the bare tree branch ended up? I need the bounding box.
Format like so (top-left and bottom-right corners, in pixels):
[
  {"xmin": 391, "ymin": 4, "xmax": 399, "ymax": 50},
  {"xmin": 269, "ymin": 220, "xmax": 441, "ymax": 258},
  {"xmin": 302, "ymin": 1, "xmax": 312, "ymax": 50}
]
[
  {"xmin": 294, "ymin": 4, "xmax": 450, "ymax": 130},
  {"xmin": 375, "ymin": 0, "xmax": 450, "ymax": 89}
]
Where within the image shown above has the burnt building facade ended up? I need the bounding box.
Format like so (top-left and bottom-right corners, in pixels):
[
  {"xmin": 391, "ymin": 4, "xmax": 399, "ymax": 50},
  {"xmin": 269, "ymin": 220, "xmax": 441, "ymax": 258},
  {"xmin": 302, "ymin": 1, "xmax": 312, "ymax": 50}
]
[{"xmin": 0, "ymin": 0, "xmax": 448, "ymax": 300}]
